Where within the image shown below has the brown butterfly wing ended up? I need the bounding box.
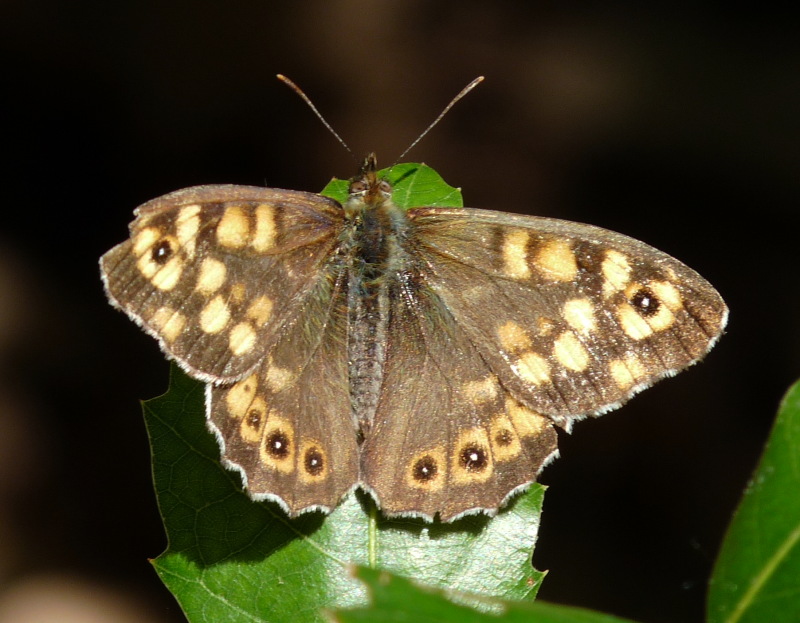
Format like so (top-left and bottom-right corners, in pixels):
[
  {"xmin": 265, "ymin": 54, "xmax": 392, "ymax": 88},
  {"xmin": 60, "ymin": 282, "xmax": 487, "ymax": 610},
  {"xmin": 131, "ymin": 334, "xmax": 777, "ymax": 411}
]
[
  {"xmin": 361, "ymin": 269, "xmax": 558, "ymax": 521},
  {"xmin": 101, "ymin": 185, "xmax": 344, "ymax": 382},
  {"xmin": 408, "ymin": 207, "xmax": 728, "ymax": 425}
]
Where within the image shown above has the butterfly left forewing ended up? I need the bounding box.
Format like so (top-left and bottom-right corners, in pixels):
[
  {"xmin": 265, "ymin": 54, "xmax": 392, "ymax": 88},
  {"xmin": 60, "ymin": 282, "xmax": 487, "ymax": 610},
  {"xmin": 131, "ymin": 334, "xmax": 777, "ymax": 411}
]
[
  {"xmin": 408, "ymin": 206, "xmax": 727, "ymax": 426},
  {"xmin": 101, "ymin": 185, "xmax": 344, "ymax": 382},
  {"xmin": 362, "ymin": 270, "xmax": 558, "ymax": 521}
]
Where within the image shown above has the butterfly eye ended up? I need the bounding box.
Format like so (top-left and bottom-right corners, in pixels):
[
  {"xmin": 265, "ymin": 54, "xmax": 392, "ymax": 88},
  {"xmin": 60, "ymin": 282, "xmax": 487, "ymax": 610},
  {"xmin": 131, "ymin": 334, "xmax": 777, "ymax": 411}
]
[
  {"xmin": 378, "ymin": 180, "xmax": 392, "ymax": 194},
  {"xmin": 629, "ymin": 287, "xmax": 660, "ymax": 317},
  {"xmin": 349, "ymin": 180, "xmax": 367, "ymax": 194}
]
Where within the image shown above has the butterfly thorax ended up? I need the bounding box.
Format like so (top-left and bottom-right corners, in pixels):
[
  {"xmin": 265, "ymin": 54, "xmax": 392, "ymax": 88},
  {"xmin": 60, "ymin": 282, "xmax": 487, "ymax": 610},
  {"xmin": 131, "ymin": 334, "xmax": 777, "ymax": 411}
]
[{"xmin": 343, "ymin": 157, "xmax": 412, "ymax": 440}]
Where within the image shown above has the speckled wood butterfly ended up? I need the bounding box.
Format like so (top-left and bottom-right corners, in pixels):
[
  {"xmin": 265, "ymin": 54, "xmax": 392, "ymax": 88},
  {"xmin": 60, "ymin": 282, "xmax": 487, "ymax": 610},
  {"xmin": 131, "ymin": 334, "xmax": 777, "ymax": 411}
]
[{"xmin": 100, "ymin": 154, "xmax": 727, "ymax": 522}]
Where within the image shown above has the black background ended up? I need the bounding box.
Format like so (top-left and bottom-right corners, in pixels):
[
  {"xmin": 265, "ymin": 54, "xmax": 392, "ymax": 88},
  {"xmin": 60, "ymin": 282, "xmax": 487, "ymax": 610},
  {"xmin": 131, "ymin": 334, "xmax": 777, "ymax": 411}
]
[{"xmin": 1, "ymin": 3, "xmax": 799, "ymax": 622}]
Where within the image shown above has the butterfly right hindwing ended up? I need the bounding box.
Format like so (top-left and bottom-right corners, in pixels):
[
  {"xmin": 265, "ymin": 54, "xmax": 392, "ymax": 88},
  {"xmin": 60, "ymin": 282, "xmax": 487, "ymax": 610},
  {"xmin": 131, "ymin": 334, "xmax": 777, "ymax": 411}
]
[{"xmin": 361, "ymin": 268, "xmax": 559, "ymax": 521}]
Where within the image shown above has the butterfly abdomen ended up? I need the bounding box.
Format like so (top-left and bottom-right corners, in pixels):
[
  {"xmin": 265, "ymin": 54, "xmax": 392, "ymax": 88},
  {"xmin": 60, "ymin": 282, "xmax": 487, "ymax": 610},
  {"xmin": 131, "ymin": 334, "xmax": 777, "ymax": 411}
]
[{"xmin": 345, "ymin": 196, "xmax": 414, "ymax": 438}]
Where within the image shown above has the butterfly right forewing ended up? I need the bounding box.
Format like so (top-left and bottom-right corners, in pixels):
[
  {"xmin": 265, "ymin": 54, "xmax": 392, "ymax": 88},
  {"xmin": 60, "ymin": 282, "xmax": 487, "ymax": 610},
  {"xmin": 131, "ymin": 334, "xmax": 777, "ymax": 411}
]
[{"xmin": 408, "ymin": 207, "xmax": 728, "ymax": 425}]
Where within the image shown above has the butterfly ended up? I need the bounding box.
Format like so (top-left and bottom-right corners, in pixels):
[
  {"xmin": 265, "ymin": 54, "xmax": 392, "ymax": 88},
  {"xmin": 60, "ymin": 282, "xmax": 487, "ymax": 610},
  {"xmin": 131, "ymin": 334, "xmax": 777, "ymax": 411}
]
[{"xmin": 100, "ymin": 154, "xmax": 727, "ymax": 522}]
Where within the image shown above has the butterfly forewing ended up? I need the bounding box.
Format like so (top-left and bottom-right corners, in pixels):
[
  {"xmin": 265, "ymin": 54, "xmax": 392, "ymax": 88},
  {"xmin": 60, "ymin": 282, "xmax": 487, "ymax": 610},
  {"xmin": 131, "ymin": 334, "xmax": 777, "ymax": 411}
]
[
  {"xmin": 101, "ymin": 185, "xmax": 344, "ymax": 382},
  {"xmin": 409, "ymin": 207, "xmax": 728, "ymax": 424}
]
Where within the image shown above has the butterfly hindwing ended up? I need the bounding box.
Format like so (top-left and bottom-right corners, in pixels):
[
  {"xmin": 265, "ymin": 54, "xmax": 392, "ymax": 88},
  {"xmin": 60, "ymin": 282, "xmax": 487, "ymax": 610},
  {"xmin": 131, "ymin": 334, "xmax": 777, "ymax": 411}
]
[
  {"xmin": 409, "ymin": 207, "xmax": 728, "ymax": 425},
  {"xmin": 208, "ymin": 264, "xmax": 359, "ymax": 516},
  {"xmin": 361, "ymin": 269, "xmax": 559, "ymax": 521}
]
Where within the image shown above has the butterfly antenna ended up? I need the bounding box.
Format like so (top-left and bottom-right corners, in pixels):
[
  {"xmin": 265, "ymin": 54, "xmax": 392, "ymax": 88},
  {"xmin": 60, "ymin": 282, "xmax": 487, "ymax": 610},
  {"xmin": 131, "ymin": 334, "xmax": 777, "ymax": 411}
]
[
  {"xmin": 397, "ymin": 76, "xmax": 485, "ymax": 162},
  {"xmin": 277, "ymin": 74, "xmax": 355, "ymax": 160}
]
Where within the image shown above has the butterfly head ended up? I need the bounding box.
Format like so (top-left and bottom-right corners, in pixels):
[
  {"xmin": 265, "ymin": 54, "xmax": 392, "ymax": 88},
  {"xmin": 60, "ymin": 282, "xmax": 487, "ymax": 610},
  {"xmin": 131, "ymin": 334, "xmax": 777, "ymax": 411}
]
[{"xmin": 346, "ymin": 153, "xmax": 393, "ymax": 215}]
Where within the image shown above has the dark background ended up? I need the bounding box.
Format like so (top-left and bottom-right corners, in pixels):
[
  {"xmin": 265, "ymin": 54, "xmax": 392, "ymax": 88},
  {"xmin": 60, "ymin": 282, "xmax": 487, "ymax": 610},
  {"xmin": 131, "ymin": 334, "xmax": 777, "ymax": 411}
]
[{"xmin": 1, "ymin": 3, "xmax": 798, "ymax": 622}]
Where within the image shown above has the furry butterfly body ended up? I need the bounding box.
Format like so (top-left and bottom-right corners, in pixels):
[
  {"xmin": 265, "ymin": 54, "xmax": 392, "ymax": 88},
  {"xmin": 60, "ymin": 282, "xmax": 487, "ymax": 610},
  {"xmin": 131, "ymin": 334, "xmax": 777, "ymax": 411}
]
[{"xmin": 101, "ymin": 155, "xmax": 727, "ymax": 521}]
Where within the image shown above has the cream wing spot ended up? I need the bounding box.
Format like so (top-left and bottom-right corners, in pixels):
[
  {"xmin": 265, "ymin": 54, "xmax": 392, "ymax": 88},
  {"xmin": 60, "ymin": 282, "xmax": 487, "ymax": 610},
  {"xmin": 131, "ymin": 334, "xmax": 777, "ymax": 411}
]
[
  {"xmin": 609, "ymin": 354, "xmax": 646, "ymax": 391},
  {"xmin": 536, "ymin": 239, "xmax": 578, "ymax": 282},
  {"xmin": 617, "ymin": 302, "xmax": 654, "ymax": 340},
  {"xmin": 151, "ymin": 258, "xmax": 184, "ymax": 291},
  {"xmin": 265, "ymin": 359, "xmax": 296, "ymax": 392},
  {"xmin": 563, "ymin": 297, "xmax": 597, "ymax": 334},
  {"xmin": 133, "ymin": 227, "xmax": 161, "ymax": 257},
  {"xmin": 498, "ymin": 321, "xmax": 532, "ymax": 353},
  {"xmin": 602, "ymin": 249, "xmax": 632, "ymax": 297},
  {"xmin": 506, "ymin": 398, "xmax": 548, "ymax": 438},
  {"xmin": 199, "ymin": 295, "xmax": 231, "ymax": 334},
  {"xmin": 247, "ymin": 295, "xmax": 274, "ymax": 327},
  {"xmin": 195, "ymin": 257, "xmax": 227, "ymax": 294},
  {"xmin": 175, "ymin": 204, "xmax": 201, "ymax": 258},
  {"xmin": 230, "ymin": 282, "xmax": 247, "ymax": 305},
  {"xmin": 463, "ymin": 376, "xmax": 499, "ymax": 404},
  {"xmin": 502, "ymin": 230, "xmax": 531, "ymax": 279},
  {"xmin": 553, "ymin": 331, "xmax": 590, "ymax": 372},
  {"xmin": 251, "ymin": 204, "xmax": 277, "ymax": 252},
  {"xmin": 537, "ymin": 317, "xmax": 556, "ymax": 336},
  {"xmin": 516, "ymin": 351, "xmax": 551, "ymax": 385},
  {"xmin": 149, "ymin": 306, "xmax": 186, "ymax": 343},
  {"xmin": 225, "ymin": 375, "xmax": 258, "ymax": 419},
  {"xmin": 229, "ymin": 322, "xmax": 257, "ymax": 356},
  {"xmin": 216, "ymin": 206, "xmax": 250, "ymax": 248},
  {"xmin": 650, "ymin": 280, "xmax": 683, "ymax": 311}
]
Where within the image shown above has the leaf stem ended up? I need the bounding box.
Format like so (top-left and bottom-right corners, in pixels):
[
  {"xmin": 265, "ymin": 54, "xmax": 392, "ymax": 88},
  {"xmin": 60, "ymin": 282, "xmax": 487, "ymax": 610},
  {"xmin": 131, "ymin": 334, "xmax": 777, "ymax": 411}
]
[{"xmin": 368, "ymin": 502, "xmax": 378, "ymax": 568}]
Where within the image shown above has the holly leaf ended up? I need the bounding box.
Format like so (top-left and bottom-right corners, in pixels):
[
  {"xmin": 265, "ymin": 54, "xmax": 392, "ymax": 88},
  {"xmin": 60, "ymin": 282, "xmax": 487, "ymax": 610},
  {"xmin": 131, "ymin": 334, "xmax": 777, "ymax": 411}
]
[
  {"xmin": 320, "ymin": 162, "xmax": 463, "ymax": 207},
  {"xmin": 707, "ymin": 379, "xmax": 800, "ymax": 623},
  {"xmin": 146, "ymin": 367, "xmax": 547, "ymax": 623},
  {"xmin": 331, "ymin": 566, "xmax": 638, "ymax": 623}
]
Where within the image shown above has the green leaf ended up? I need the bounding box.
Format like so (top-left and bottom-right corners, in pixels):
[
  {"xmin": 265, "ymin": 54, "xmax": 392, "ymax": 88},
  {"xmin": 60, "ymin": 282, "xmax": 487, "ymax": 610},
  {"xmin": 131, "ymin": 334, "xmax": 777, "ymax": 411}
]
[
  {"xmin": 707, "ymin": 379, "xmax": 800, "ymax": 623},
  {"xmin": 319, "ymin": 162, "xmax": 463, "ymax": 208},
  {"xmin": 146, "ymin": 363, "xmax": 546, "ymax": 623},
  {"xmin": 332, "ymin": 567, "xmax": 639, "ymax": 623}
]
